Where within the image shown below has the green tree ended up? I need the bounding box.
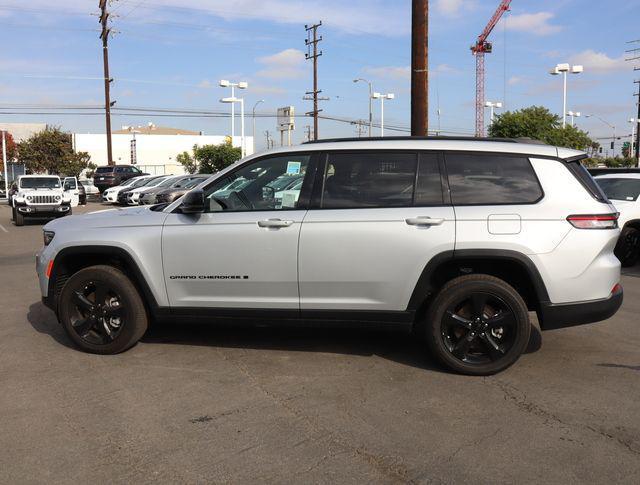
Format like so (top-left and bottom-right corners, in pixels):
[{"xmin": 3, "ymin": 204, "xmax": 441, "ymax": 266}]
[
  {"xmin": 194, "ymin": 140, "xmax": 241, "ymax": 174},
  {"xmin": 18, "ymin": 127, "xmax": 94, "ymax": 175},
  {"xmin": 59, "ymin": 152, "xmax": 96, "ymax": 178},
  {"xmin": 177, "ymin": 149, "xmax": 198, "ymax": 174},
  {"xmin": 488, "ymin": 105, "xmax": 594, "ymax": 151}
]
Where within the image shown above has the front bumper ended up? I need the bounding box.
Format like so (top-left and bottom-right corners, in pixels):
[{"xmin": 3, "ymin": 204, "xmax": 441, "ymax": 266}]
[
  {"xmin": 538, "ymin": 285, "xmax": 623, "ymax": 330},
  {"xmin": 17, "ymin": 204, "xmax": 71, "ymax": 216}
]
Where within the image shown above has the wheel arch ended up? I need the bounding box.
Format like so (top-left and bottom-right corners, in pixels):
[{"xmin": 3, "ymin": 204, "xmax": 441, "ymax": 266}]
[
  {"xmin": 48, "ymin": 245, "xmax": 160, "ymax": 315},
  {"xmin": 408, "ymin": 249, "xmax": 550, "ymax": 319}
]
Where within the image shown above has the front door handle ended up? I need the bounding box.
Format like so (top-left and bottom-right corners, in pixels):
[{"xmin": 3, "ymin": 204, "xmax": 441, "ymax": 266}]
[
  {"xmin": 405, "ymin": 216, "xmax": 445, "ymax": 226},
  {"xmin": 258, "ymin": 218, "xmax": 294, "ymax": 228}
]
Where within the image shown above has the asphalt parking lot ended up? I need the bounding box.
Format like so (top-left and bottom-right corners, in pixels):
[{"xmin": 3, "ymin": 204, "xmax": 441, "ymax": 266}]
[{"xmin": 1, "ymin": 201, "xmax": 639, "ymax": 484}]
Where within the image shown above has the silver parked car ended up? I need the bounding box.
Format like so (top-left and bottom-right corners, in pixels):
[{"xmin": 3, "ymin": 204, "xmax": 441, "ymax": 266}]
[{"xmin": 36, "ymin": 137, "xmax": 622, "ymax": 375}]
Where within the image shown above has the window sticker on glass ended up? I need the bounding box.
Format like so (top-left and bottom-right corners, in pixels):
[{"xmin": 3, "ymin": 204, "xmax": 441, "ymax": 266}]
[{"xmin": 286, "ymin": 161, "xmax": 301, "ymax": 175}]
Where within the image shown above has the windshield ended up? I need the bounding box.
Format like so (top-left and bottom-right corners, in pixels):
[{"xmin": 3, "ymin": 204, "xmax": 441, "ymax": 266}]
[
  {"xmin": 597, "ymin": 178, "xmax": 640, "ymax": 202},
  {"xmin": 130, "ymin": 177, "xmax": 153, "ymax": 188},
  {"xmin": 157, "ymin": 176, "xmax": 180, "ymax": 188},
  {"xmin": 147, "ymin": 176, "xmax": 169, "ymax": 187},
  {"xmin": 181, "ymin": 177, "xmax": 206, "ymax": 189},
  {"xmin": 20, "ymin": 177, "xmax": 61, "ymax": 189}
]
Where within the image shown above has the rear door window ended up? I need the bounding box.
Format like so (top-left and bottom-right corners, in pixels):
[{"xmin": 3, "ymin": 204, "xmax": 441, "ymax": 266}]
[
  {"xmin": 320, "ymin": 152, "xmax": 417, "ymax": 209},
  {"xmin": 445, "ymin": 153, "xmax": 543, "ymax": 205}
]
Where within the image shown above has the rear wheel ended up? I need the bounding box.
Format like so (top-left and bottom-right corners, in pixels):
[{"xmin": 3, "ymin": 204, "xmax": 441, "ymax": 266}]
[
  {"xmin": 615, "ymin": 227, "xmax": 640, "ymax": 267},
  {"xmin": 424, "ymin": 274, "xmax": 531, "ymax": 375},
  {"xmin": 58, "ymin": 265, "xmax": 148, "ymax": 354}
]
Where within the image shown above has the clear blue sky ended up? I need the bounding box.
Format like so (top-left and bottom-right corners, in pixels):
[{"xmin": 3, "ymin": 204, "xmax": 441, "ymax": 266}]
[{"xmin": 0, "ymin": 0, "xmax": 638, "ymax": 149}]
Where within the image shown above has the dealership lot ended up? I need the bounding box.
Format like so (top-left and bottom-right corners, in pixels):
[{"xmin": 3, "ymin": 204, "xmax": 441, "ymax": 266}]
[{"xmin": 1, "ymin": 202, "xmax": 639, "ymax": 483}]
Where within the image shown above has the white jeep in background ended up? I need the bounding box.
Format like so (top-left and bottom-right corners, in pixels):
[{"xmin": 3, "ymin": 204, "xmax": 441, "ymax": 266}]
[{"xmin": 11, "ymin": 175, "xmax": 75, "ymax": 226}]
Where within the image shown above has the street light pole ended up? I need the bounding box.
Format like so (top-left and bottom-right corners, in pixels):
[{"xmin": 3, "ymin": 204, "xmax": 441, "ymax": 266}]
[
  {"xmin": 219, "ymin": 80, "xmax": 248, "ymax": 143},
  {"xmin": 221, "ymin": 96, "xmax": 246, "ymax": 158},
  {"xmin": 550, "ymin": 64, "xmax": 583, "ymax": 128},
  {"xmin": 2, "ymin": 131, "xmax": 7, "ymax": 200},
  {"xmin": 484, "ymin": 101, "xmax": 502, "ymax": 124},
  {"xmin": 252, "ymin": 100, "xmax": 264, "ymax": 154},
  {"xmin": 354, "ymin": 78, "xmax": 373, "ymax": 137},
  {"xmin": 567, "ymin": 111, "xmax": 581, "ymax": 127},
  {"xmin": 372, "ymin": 92, "xmax": 395, "ymax": 137}
]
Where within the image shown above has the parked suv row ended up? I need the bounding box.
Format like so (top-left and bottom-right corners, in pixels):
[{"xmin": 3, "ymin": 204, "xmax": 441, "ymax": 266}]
[{"xmin": 37, "ymin": 138, "xmax": 623, "ymax": 375}]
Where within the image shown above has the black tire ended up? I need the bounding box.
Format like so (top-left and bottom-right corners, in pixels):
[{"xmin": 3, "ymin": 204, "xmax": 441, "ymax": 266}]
[
  {"xmin": 615, "ymin": 227, "xmax": 640, "ymax": 267},
  {"xmin": 14, "ymin": 210, "xmax": 24, "ymax": 226},
  {"xmin": 10, "ymin": 205, "xmax": 15, "ymax": 221},
  {"xmin": 424, "ymin": 274, "xmax": 531, "ymax": 376},
  {"xmin": 58, "ymin": 265, "xmax": 148, "ymax": 354}
]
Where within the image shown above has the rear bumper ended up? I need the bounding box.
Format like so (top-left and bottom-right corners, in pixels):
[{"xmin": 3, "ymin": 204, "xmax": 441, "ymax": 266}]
[{"xmin": 538, "ymin": 285, "xmax": 623, "ymax": 330}]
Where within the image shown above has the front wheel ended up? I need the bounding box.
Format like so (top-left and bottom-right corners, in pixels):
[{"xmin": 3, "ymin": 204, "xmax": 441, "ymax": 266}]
[
  {"xmin": 58, "ymin": 265, "xmax": 148, "ymax": 354},
  {"xmin": 14, "ymin": 210, "xmax": 24, "ymax": 226},
  {"xmin": 615, "ymin": 227, "xmax": 640, "ymax": 267},
  {"xmin": 424, "ymin": 274, "xmax": 531, "ymax": 375}
]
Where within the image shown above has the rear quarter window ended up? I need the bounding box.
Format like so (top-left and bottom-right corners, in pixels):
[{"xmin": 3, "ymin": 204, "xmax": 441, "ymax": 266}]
[
  {"xmin": 445, "ymin": 153, "xmax": 543, "ymax": 205},
  {"xmin": 566, "ymin": 161, "xmax": 609, "ymax": 203}
]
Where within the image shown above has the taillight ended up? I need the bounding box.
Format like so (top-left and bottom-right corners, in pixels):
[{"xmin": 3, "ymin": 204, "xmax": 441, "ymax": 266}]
[{"xmin": 567, "ymin": 213, "xmax": 618, "ymax": 230}]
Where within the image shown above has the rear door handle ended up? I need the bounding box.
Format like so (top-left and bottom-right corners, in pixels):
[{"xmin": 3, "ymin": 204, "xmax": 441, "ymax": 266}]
[
  {"xmin": 258, "ymin": 218, "xmax": 294, "ymax": 228},
  {"xmin": 405, "ymin": 216, "xmax": 445, "ymax": 226}
]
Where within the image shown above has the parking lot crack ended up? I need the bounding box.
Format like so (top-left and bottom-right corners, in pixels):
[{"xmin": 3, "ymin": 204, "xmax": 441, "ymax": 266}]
[{"xmin": 217, "ymin": 348, "xmax": 416, "ymax": 483}]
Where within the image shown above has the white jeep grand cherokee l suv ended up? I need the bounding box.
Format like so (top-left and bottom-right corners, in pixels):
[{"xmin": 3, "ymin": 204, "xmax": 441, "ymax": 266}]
[{"xmin": 36, "ymin": 138, "xmax": 623, "ymax": 375}]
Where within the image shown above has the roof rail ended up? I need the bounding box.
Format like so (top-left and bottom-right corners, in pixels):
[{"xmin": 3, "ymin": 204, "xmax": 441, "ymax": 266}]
[{"xmin": 301, "ymin": 136, "xmax": 547, "ymax": 145}]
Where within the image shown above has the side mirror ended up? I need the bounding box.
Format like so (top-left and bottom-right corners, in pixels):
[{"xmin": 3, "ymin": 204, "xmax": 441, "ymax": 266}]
[{"xmin": 180, "ymin": 189, "xmax": 205, "ymax": 214}]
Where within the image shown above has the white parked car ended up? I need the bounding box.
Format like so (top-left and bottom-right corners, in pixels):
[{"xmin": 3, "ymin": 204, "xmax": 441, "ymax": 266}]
[
  {"xmin": 80, "ymin": 179, "xmax": 100, "ymax": 198},
  {"xmin": 125, "ymin": 176, "xmax": 171, "ymax": 205},
  {"xmin": 102, "ymin": 175, "xmax": 152, "ymax": 204},
  {"xmin": 595, "ymin": 173, "xmax": 640, "ymax": 266}
]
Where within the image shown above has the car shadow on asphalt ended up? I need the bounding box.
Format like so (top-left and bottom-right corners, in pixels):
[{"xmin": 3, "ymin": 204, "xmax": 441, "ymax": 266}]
[{"xmin": 28, "ymin": 301, "xmax": 543, "ymax": 373}]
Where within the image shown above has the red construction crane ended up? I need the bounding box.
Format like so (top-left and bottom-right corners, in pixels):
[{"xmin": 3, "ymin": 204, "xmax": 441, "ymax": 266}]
[{"xmin": 471, "ymin": 0, "xmax": 511, "ymax": 137}]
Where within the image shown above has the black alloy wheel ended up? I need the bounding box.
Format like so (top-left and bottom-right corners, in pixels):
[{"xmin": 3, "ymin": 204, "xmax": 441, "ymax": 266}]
[
  {"xmin": 68, "ymin": 280, "xmax": 126, "ymax": 345},
  {"xmin": 58, "ymin": 265, "xmax": 148, "ymax": 354},
  {"xmin": 425, "ymin": 274, "xmax": 531, "ymax": 375},
  {"xmin": 442, "ymin": 292, "xmax": 517, "ymax": 365}
]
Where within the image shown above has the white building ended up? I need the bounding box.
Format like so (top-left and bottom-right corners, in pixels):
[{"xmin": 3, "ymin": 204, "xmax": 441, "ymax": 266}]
[
  {"xmin": 0, "ymin": 122, "xmax": 47, "ymax": 142},
  {"xmin": 73, "ymin": 123, "xmax": 253, "ymax": 175}
]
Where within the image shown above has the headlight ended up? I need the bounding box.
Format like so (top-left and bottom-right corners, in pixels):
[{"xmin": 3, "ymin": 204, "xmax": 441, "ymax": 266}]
[
  {"xmin": 27, "ymin": 195, "xmax": 33, "ymax": 201},
  {"xmin": 43, "ymin": 230, "xmax": 55, "ymax": 246},
  {"xmin": 55, "ymin": 195, "xmax": 61, "ymax": 201}
]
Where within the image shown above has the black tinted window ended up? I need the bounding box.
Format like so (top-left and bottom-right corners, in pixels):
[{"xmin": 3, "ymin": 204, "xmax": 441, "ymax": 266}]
[
  {"xmin": 321, "ymin": 152, "xmax": 417, "ymax": 208},
  {"xmin": 415, "ymin": 153, "xmax": 443, "ymax": 206},
  {"xmin": 445, "ymin": 153, "xmax": 543, "ymax": 205},
  {"xmin": 96, "ymin": 167, "xmax": 112, "ymax": 174}
]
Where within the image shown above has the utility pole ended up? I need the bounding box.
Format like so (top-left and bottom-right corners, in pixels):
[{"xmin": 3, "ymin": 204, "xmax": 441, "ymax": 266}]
[
  {"xmin": 411, "ymin": 0, "xmax": 428, "ymax": 136},
  {"xmin": 627, "ymin": 40, "xmax": 640, "ymax": 165},
  {"xmin": 99, "ymin": 0, "xmax": 116, "ymax": 165},
  {"xmin": 305, "ymin": 22, "xmax": 323, "ymax": 140},
  {"xmin": 304, "ymin": 125, "xmax": 313, "ymax": 142},
  {"xmin": 635, "ymin": 80, "xmax": 640, "ymax": 165}
]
